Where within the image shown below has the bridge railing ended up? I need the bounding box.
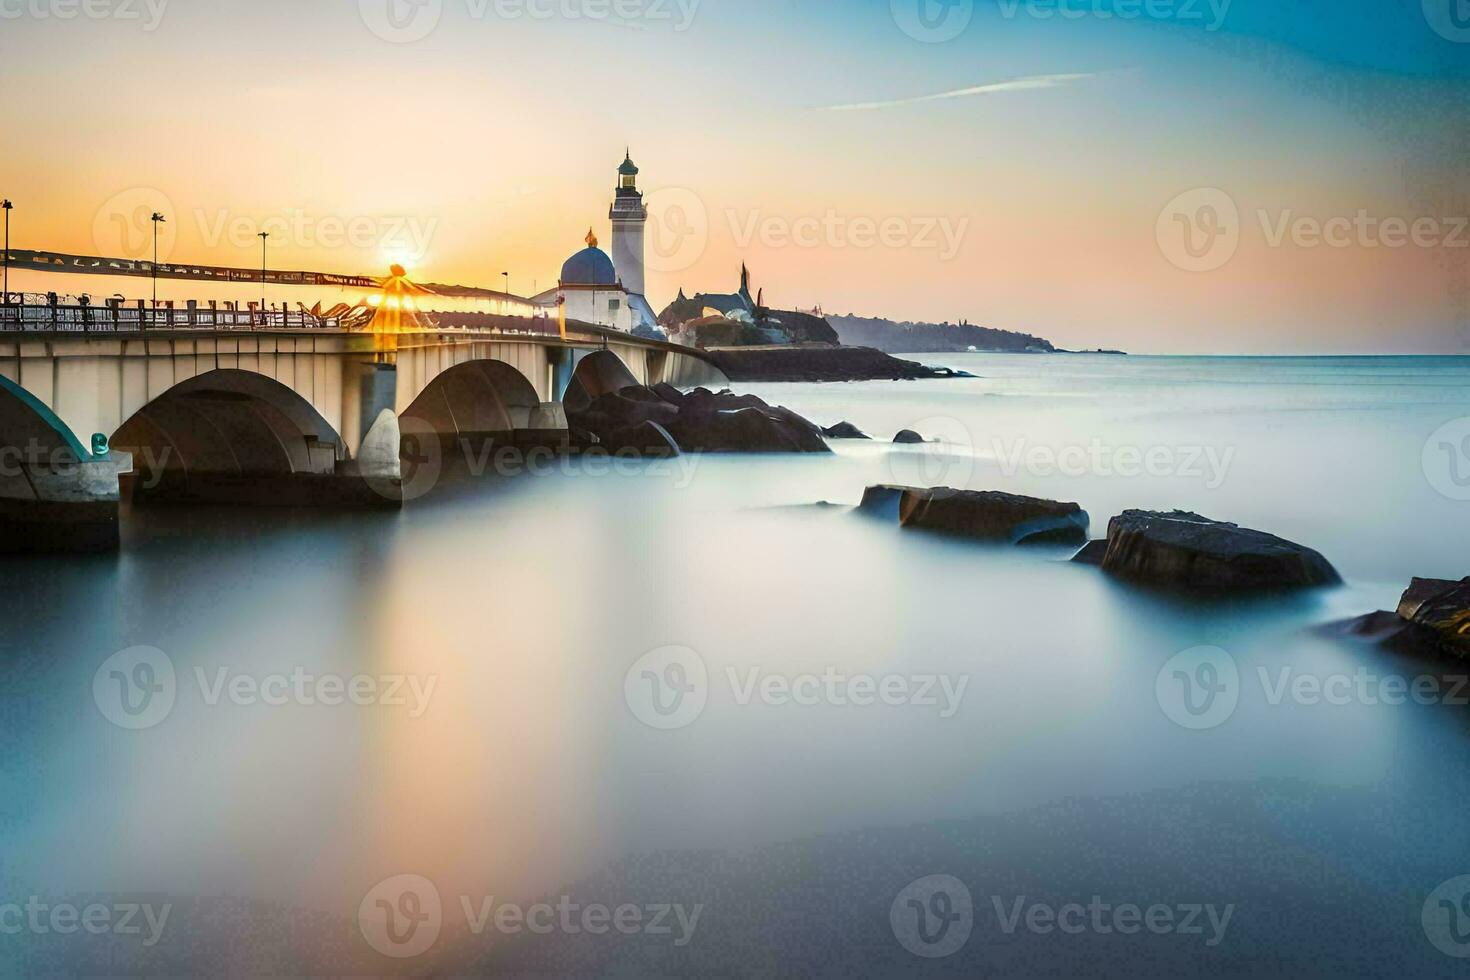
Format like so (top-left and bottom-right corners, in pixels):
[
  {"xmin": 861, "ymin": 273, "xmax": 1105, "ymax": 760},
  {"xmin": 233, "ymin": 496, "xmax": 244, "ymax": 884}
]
[{"xmin": 0, "ymin": 296, "xmax": 340, "ymax": 332}]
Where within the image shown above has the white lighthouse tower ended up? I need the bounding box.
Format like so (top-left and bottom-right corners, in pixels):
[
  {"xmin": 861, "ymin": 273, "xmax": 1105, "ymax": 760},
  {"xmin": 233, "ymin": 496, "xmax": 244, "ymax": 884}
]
[{"xmin": 609, "ymin": 150, "xmax": 648, "ymax": 297}]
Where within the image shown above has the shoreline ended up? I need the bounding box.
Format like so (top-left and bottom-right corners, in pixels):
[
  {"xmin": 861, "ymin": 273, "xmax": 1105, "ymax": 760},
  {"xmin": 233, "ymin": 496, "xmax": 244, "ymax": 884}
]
[{"xmin": 695, "ymin": 345, "xmax": 971, "ymax": 383}]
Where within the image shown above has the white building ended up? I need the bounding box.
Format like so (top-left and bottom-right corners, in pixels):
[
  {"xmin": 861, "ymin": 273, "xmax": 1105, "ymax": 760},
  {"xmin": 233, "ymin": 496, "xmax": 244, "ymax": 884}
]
[{"xmin": 532, "ymin": 153, "xmax": 659, "ymax": 335}]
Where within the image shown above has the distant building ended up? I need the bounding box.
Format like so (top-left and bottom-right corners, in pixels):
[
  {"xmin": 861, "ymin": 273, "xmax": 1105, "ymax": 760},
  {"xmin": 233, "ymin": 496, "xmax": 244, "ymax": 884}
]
[
  {"xmin": 659, "ymin": 265, "xmax": 838, "ymax": 348},
  {"xmin": 532, "ymin": 152, "xmax": 659, "ymax": 335}
]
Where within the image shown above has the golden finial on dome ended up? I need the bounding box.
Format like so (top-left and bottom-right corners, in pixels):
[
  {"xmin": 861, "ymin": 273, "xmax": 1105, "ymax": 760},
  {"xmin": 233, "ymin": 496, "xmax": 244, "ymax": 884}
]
[{"xmin": 585, "ymin": 228, "xmax": 598, "ymax": 249}]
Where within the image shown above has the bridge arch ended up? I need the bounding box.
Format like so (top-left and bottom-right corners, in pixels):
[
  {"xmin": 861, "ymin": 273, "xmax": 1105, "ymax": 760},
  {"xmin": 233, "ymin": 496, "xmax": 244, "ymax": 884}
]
[
  {"xmin": 111, "ymin": 369, "xmax": 345, "ymax": 497},
  {"xmin": 0, "ymin": 375, "xmax": 88, "ymax": 463},
  {"xmin": 399, "ymin": 358, "xmax": 545, "ymax": 438}
]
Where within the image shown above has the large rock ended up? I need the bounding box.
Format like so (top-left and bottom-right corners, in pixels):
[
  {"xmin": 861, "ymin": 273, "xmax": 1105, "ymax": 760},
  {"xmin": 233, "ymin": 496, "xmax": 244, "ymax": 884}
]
[
  {"xmin": 893, "ymin": 429, "xmax": 926, "ymax": 445},
  {"xmin": 562, "ymin": 350, "xmax": 641, "ymax": 416},
  {"xmin": 1396, "ymin": 577, "xmax": 1470, "ymax": 658},
  {"xmin": 856, "ymin": 484, "xmax": 918, "ymax": 518},
  {"xmin": 896, "ymin": 488, "xmax": 1090, "ymax": 545},
  {"xmin": 599, "ymin": 420, "xmax": 681, "ymax": 459},
  {"xmin": 668, "ymin": 405, "xmax": 829, "ymax": 454},
  {"xmin": 1096, "ymin": 510, "xmax": 1339, "ymax": 592},
  {"xmin": 823, "ymin": 421, "xmax": 870, "ymax": 440}
]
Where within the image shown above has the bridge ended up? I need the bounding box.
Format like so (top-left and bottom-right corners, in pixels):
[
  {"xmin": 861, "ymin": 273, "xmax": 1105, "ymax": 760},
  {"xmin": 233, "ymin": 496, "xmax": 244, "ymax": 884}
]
[{"xmin": 0, "ymin": 298, "xmax": 727, "ymax": 553}]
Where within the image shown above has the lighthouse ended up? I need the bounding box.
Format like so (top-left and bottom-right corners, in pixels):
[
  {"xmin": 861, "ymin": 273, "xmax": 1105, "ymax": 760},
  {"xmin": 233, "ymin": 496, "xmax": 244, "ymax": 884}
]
[{"xmin": 609, "ymin": 150, "xmax": 648, "ymax": 297}]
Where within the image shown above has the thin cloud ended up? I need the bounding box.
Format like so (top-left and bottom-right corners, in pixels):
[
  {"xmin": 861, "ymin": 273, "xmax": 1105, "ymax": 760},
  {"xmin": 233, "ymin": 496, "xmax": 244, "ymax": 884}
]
[{"xmin": 817, "ymin": 72, "xmax": 1104, "ymax": 112}]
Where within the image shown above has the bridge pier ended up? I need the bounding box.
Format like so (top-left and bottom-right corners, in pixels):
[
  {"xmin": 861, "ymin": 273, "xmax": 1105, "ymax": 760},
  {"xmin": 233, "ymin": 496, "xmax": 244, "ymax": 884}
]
[{"xmin": 0, "ymin": 450, "xmax": 132, "ymax": 554}]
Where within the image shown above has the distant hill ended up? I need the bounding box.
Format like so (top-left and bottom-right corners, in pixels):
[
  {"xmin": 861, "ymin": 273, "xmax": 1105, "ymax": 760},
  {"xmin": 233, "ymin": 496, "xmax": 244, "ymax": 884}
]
[{"xmin": 827, "ymin": 314, "xmax": 1053, "ymax": 353}]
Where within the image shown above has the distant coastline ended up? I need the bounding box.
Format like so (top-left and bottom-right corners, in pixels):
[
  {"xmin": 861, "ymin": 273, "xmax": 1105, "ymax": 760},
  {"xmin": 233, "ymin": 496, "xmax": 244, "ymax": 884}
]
[{"xmin": 827, "ymin": 313, "xmax": 1055, "ymax": 354}]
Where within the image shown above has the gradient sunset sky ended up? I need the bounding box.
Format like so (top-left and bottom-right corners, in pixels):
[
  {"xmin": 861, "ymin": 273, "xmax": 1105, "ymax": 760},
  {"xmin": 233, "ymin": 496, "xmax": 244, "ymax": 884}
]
[{"xmin": 2, "ymin": 0, "xmax": 1467, "ymax": 353}]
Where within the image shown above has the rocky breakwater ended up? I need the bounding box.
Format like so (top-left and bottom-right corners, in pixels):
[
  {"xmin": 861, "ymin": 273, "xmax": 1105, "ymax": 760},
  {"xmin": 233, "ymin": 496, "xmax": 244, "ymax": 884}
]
[
  {"xmin": 1073, "ymin": 510, "xmax": 1340, "ymax": 592},
  {"xmin": 564, "ymin": 358, "xmax": 829, "ymax": 456},
  {"xmin": 860, "ymin": 485, "xmax": 1089, "ymax": 546}
]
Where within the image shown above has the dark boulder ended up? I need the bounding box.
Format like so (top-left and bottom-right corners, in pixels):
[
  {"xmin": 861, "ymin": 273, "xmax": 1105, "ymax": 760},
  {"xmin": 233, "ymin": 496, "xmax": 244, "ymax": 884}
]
[
  {"xmin": 1097, "ymin": 510, "xmax": 1340, "ymax": 592},
  {"xmin": 599, "ymin": 420, "xmax": 681, "ymax": 459},
  {"xmin": 650, "ymin": 382, "xmax": 687, "ymax": 406},
  {"xmin": 893, "ymin": 430, "xmax": 926, "ymax": 445},
  {"xmin": 576, "ymin": 390, "xmax": 681, "ymax": 434},
  {"xmin": 897, "ymin": 488, "xmax": 1090, "ymax": 546},
  {"xmin": 562, "ymin": 350, "xmax": 641, "ymax": 416},
  {"xmin": 567, "ymin": 377, "xmax": 831, "ymax": 456},
  {"xmin": 667, "ymin": 406, "xmax": 829, "ymax": 454},
  {"xmin": 1396, "ymin": 577, "xmax": 1470, "ymax": 658},
  {"xmin": 1071, "ymin": 540, "xmax": 1108, "ymax": 566},
  {"xmin": 823, "ymin": 422, "xmax": 871, "ymax": 440},
  {"xmin": 857, "ymin": 484, "xmax": 918, "ymax": 518}
]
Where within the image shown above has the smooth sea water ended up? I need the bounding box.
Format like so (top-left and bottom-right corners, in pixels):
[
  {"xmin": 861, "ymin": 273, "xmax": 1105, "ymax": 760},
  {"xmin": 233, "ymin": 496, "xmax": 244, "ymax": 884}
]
[{"xmin": 2, "ymin": 353, "xmax": 1470, "ymax": 975}]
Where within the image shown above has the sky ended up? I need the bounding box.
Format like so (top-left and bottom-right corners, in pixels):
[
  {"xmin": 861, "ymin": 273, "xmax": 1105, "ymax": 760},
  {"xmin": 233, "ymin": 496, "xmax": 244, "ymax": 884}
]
[{"xmin": 0, "ymin": 0, "xmax": 1467, "ymax": 353}]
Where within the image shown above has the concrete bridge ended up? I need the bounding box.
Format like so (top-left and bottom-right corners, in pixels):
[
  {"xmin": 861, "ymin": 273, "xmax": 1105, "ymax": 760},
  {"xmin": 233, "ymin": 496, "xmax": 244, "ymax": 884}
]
[{"xmin": 0, "ymin": 302, "xmax": 728, "ymax": 552}]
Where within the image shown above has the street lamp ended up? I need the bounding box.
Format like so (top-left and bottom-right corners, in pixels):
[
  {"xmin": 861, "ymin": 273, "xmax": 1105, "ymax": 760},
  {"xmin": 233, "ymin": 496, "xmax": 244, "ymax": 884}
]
[
  {"xmin": 2, "ymin": 199, "xmax": 12, "ymax": 308},
  {"xmin": 258, "ymin": 232, "xmax": 270, "ymax": 327},
  {"xmin": 502, "ymin": 271, "xmax": 510, "ymax": 313},
  {"xmin": 149, "ymin": 212, "xmax": 166, "ymax": 320}
]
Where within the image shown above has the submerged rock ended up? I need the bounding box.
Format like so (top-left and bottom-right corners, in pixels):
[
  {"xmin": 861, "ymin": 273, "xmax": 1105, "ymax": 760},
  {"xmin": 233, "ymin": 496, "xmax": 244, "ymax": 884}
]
[
  {"xmin": 822, "ymin": 421, "xmax": 871, "ymax": 440},
  {"xmin": 897, "ymin": 488, "xmax": 1090, "ymax": 546},
  {"xmin": 893, "ymin": 430, "xmax": 926, "ymax": 445},
  {"xmin": 856, "ymin": 484, "xmax": 918, "ymax": 518},
  {"xmin": 1071, "ymin": 540, "xmax": 1109, "ymax": 566},
  {"xmin": 1097, "ymin": 510, "xmax": 1339, "ymax": 592}
]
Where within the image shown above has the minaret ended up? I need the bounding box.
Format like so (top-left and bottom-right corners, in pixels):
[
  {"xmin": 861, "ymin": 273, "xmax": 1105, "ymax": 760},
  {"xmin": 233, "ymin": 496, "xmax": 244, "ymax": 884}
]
[{"xmin": 609, "ymin": 149, "xmax": 648, "ymax": 297}]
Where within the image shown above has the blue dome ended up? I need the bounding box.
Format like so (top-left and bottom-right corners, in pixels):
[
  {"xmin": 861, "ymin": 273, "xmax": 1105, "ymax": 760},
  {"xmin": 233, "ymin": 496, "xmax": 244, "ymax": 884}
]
[{"xmin": 561, "ymin": 246, "xmax": 617, "ymax": 286}]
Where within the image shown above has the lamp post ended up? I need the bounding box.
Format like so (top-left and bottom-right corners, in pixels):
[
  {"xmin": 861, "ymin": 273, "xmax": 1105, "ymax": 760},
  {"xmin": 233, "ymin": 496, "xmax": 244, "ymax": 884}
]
[
  {"xmin": 502, "ymin": 271, "xmax": 510, "ymax": 314},
  {"xmin": 149, "ymin": 212, "xmax": 166, "ymax": 324},
  {"xmin": 258, "ymin": 231, "xmax": 270, "ymax": 328},
  {"xmin": 2, "ymin": 199, "xmax": 12, "ymax": 309}
]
